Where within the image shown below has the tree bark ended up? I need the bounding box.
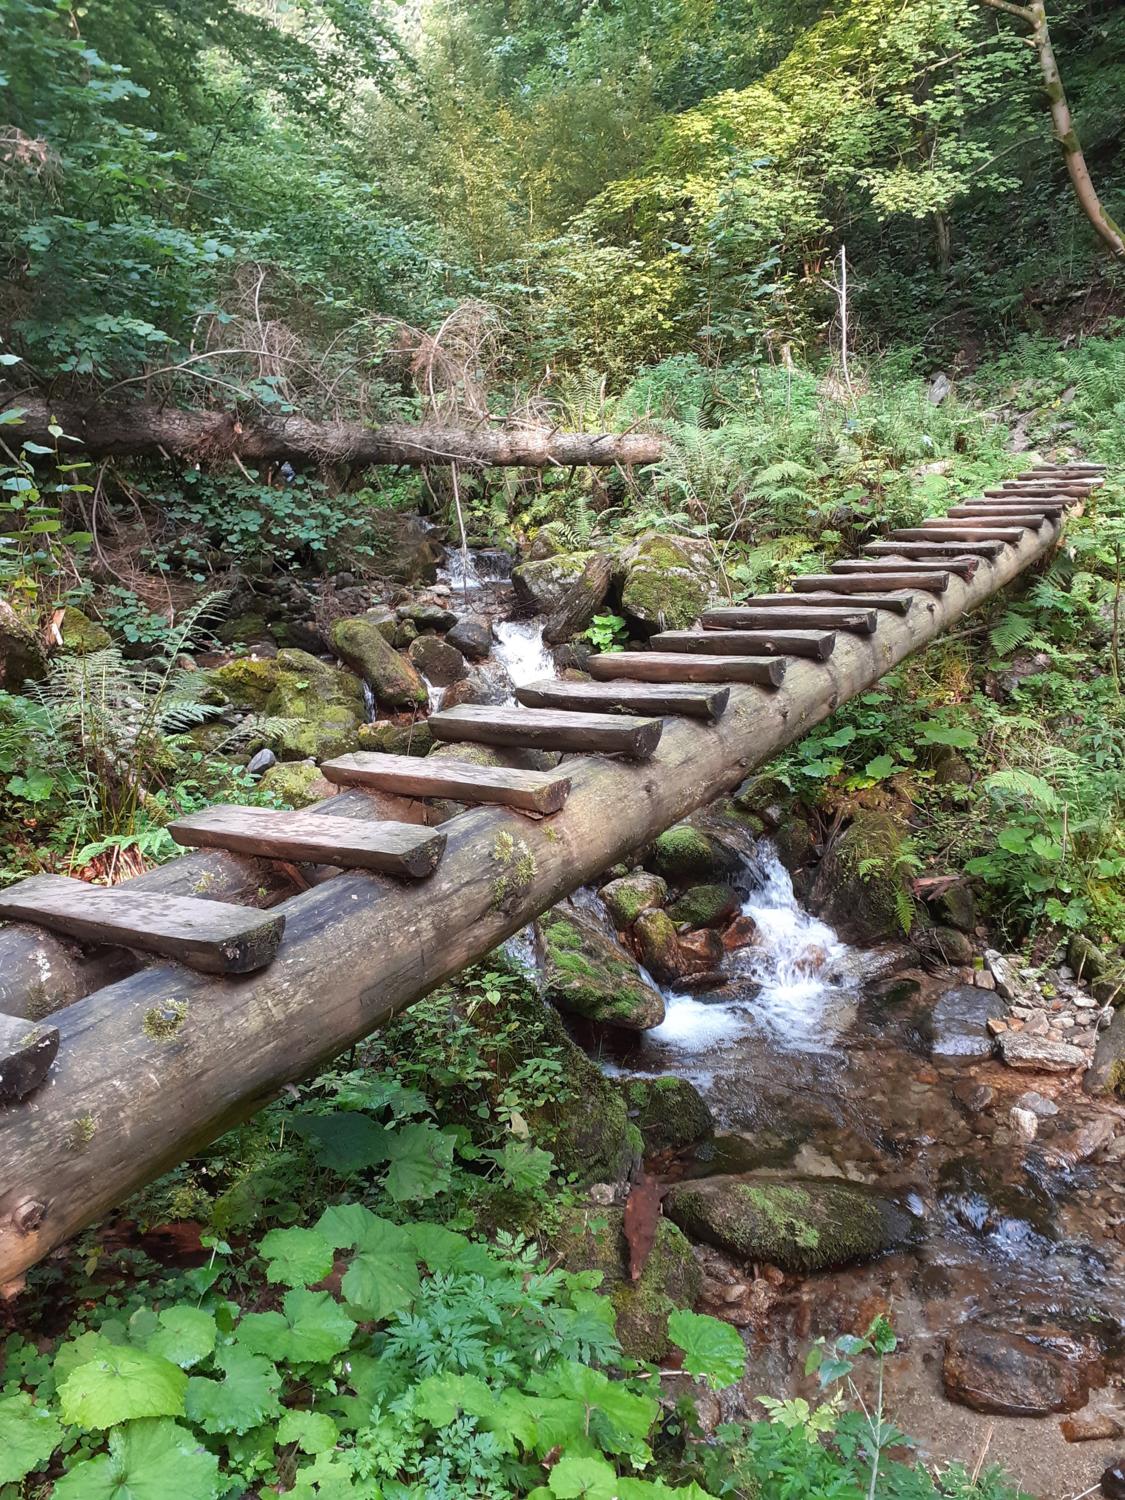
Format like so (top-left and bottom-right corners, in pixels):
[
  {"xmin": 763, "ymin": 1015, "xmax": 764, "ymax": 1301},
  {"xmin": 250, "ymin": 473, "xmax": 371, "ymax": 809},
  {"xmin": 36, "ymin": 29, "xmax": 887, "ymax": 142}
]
[
  {"xmin": 982, "ymin": 0, "xmax": 1125, "ymax": 258},
  {"xmin": 0, "ymin": 520, "xmax": 1062, "ymax": 1285},
  {"xmin": 0, "ymin": 395, "xmax": 664, "ymax": 469}
]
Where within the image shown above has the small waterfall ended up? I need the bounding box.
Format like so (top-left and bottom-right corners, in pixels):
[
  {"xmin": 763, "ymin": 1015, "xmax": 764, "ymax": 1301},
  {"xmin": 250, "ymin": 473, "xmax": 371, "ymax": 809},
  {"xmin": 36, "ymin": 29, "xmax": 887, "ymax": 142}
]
[
  {"xmin": 491, "ymin": 618, "xmax": 556, "ymax": 698},
  {"xmin": 362, "ymin": 682, "xmax": 377, "ymax": 722},
  {"xmin": 438, "ymin": 546, "xmax": 513, "ymax": 592},
  {"xmin": 421, "ymin": 675, "xmax": 447, "ymax": 713}
]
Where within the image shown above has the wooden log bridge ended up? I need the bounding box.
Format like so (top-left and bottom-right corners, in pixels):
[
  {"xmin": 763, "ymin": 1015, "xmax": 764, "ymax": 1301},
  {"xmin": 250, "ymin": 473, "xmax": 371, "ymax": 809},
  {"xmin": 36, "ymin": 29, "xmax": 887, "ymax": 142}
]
[{"xmin": 0, "ymin": 465, "xmax": 1102, "ymax": 1285}]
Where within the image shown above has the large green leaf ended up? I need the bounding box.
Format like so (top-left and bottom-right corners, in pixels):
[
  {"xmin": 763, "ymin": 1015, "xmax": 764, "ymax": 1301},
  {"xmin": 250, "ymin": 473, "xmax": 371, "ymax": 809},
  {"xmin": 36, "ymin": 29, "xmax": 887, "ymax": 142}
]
[
  {"xmin": 381, "ymin": 1122, "xmax": 455, "ymax": 1202},
  {"xmin": 238, "ymin": 1289, "xmax": 356, "ymax": 1365},
  {"xmin": 0, "ymin": 1392, "xmax": 63, "ymax": 1485},
  {"xmin": 185, "ymin": 1345, "xmax": 282, "ymax": 1435},
  {"xmin": 341, "ymin": 1219, "xmax": 420, "ymax": 1321},
  {"xmin": 666, "ymin": 1309, "xmax": 746, "ymax": 1390},
  {"xmin": 52, "ymin": 1418, "xmax": 220, "ymax": 1500},
  {"xmin": 289, "ymin": 1112, "xmax": 390, "ymax": 1174},
  {"xmin": 145, "ymin": 1307, "xmax": 217, "ymax": 1369},
  {"xmin": 260, "ymin": 1226, "xmax": 335, "ymax": 1288},
  {"xmin": 548, "ymin": 1454, "xmax": 620, "ymax": 1498},
  {"xmin": 59, "ymin": 1345, "xmax": 187, "ymax": 1429},
  {"xmin": 277, "ymin": 1408, "xmax": 339, "ymax": 1454}
]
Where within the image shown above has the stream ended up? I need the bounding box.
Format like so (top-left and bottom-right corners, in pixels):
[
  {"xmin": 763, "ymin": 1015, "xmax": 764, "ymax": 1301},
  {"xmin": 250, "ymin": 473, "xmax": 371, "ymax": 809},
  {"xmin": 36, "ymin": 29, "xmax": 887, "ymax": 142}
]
[{"xmin": 449, "ymin": 545, "xmax": 1125, "ymax": 1498}]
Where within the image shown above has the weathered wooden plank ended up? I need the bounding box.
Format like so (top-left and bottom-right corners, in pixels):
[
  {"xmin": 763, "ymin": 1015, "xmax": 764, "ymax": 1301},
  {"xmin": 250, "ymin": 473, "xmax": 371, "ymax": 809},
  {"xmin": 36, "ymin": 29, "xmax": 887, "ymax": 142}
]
[
  {"xmin": 795, "ymin": 571, "xmax": 949, "ymax": 595},
  {"xmin": 940, "ymin": 511, "xmax": 1059, "ymax": 529},
  {"xmin": 894, "ymin": 525, "xmax": 1029, "ymax": 543},
  {"xmin": 947, "ymin": 503, "xmax": 1064, "ymax": 519},
  {"xmin": 989, "ymin": 484, "xmax": 1087, "ymax": 497},
  {"xmin": 516, "ymin": 678, "xmax": 729, "ymax": 721},
  {"xmin": 858, "ymin": 549, "xmax": 984, "ymax": 576},
  {"xmin": 700, "ymin": 605, "xmax": 877, "ymax": 634},
  {"xmin": 1017, "ymin": 467, "xmax": 1103, "ymax": 479},
  {"xmin": 0, "ymin": 875, "xmax": 284, "ymax": 975},
  {"xmin": 655, "ymin": 628, "xmax": 837, "ymax": 661},
  {"xmin": 0, "ymin": 1015, "xmax": 59, "ymax": 1103},
  {"xmin": 320, "ymin": 753, "xmax": 572, "ymax": 814},
  {"xmin": 740, "ymin": 591, "xmax": 916, "ymax": 616},
  {"xmin": 864, "ymin": 539, "xmax": 1003, "ymax": 559},
  {"xmin": 430, "ymin": 704, "xmax": 664, "ymax": 758},
  {"xmin": 587, "ymin": 651, "xmax": 786, "ymax": 687},
  {"xmin": 169, "ymin": 805, "xmax": 447, "ymax": 878}
]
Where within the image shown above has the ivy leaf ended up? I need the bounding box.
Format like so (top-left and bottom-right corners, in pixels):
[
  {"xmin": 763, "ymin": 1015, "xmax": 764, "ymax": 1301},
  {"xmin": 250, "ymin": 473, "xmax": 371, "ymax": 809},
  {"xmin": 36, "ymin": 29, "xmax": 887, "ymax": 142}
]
[
  {"xmin": 185, "ymin": 1345, "xmax": 282, "ymax": 1435},
  {"xmin": 288, "ymin": 1112, "xmax": 390, "ymax": 1174},
  {"xmin": 382, "ymin": 1122, "xmax": 455, "ymax": 1202},
  {"xmin": 0, "ymin": 1392, "xmax": 63, "ymax": 1485},
  {"xmin": 59, "ymin": 1345, "xmax": 187, "ymax": 1428},
  {"xmin": 667, "ymin": 1309, "xmax": 746, "ymax": 1390},
  {"xmin": 145, "ymin": 1307, "xmax": 217, "ymax": 1369},
  {"xmin": 238, "ymin": 1289, "xmax": 356, "ymax": 1365},
  {"xmin": 277, "ymin": 1409, "xmax": 339, "ymax": 1454},
  {"xmin": 259, "ymin": 1226, "xmax": 335, "ymax": 1288},
  {"xmin": 548, "ymin": 1454, "xmax": 620, "ymax": 1498},
  {"xmin": 51, "ymin": 1417, "xmax": 220, "ymax": 1500}
]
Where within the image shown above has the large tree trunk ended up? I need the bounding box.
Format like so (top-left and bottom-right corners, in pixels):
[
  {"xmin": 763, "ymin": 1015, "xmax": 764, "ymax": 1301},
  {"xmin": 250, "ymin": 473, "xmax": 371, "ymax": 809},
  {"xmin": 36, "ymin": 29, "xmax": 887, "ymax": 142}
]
[
  {"xmin": 0, "ymin": 520, "xmax": 1061, "ymax": 1286},
  {"xmin": 0, "ymin": 395, "xmax": 664, "ymax": 468},
  {"xmin": 983, "ymin": 0, "xmax": 1125, "ymax": 258}
]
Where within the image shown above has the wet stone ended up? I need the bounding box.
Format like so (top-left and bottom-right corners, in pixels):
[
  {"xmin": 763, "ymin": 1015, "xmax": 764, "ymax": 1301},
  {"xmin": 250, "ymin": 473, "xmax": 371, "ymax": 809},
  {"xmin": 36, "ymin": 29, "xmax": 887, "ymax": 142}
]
[
  {"xmin": 1060, "ymin": 1412, "xmax": 1123, "ymax": 1443},
  {"xmin": 928, "ymin": 986, "xmax": 1006, "ymax": 1060},
  {"xmin": 999, "ymin": 1032, "xmax": 1087, "ymax": 1071},
  {"xmin": 942, "ymin": 1324, "xmax": 1095, "ymax": 1416},
  {"xmin": 1102, "ymin": 1460, "xmax": 1125, "ymax": 1498}
]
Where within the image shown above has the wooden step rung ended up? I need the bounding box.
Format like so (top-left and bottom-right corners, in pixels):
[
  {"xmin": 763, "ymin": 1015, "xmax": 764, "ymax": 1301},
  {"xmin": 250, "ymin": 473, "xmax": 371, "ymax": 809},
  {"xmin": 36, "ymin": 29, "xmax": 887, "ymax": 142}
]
[
  {"xmin": 320, "ymin": 752, "xmax": 572, "ymax": 814},
  {"xmin": 989, "ymin": 484, "xmax": 1086, "ymax": 497},
  {"xmin": 516, "ymin": 677, "xmax": 729, "ymax": 721},
  {"xmin": 844, "ymin": 553, "xmax": 979, "ymax": 581},
  {"xmin": 894, "ymin": 525, "xmax": 1029, "ymax": 543},
  {"xmin": 947, "ymin": 503, "xmax": 1063, "ymax": 519},
  {"xmin": 587, "ymin": 651, "xmax": 785, "ymax": 687},
  {"xmin": 795, "ymin": 571, "xmax": 949, "ymax": 595},
  {"xmin": 0, "ymin": 874, "xmax": 284, "ymax": 975},
  {"xmin": 430, "ymin": 704, "xmax": 663, "ymax": 759},
  {"xmin": 741, "ymin": 591, "xmax": 915, "ymax": 616},
  {"xmin": 700, "ymin": 605, "xmax": 876, "ymax": 635},
  {"xmin": 0, "ymin": 1014, "xmax": 59, "ymax": 1103},
  {"xmin": 864, "ymin": 538, "xmax": 1003, "ymax": 560},
  {"xmin": 169, "ymin": 805, "xmax": 447, "ymax": 878},
  {"xmin": 656, "ymin": 627, "xmax": 836, "ymax": 661},
  {"xmin": 942, "ymin": 510, "xmax": 1058, "ymax": 528},
  {"xmin": 1018, "ymin": 467, "xmax": 1102, "ymax": 479}
]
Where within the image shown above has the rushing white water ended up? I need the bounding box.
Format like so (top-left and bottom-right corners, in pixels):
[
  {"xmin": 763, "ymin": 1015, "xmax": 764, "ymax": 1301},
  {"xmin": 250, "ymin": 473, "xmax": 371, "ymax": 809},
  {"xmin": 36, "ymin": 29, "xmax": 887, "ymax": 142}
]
[
  {"xmin": 491, "ymin": 618, "xmax": 556, "ymax": 696},
  {"xmin": 438, "ymin": 545, "xmax": 513, "ymax": 593},
  {"xmin": 421, "ymin": 674, "xmax": 447, "ymax": 713},
  {"xmin": 361, "ymin": 682, "xmax": 377, "ymax": 722}
]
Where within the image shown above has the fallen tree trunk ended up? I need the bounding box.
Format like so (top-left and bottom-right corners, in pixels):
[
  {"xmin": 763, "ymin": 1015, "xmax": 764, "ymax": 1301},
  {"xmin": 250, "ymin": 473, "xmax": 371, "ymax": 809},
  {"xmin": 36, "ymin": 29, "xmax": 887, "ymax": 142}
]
[
  {"xmin": 0, "ymin": 520, "xmax": 1059, "ymax": 1284},
  {"xmin": 0, "ymin": 395, "xmax": 664, "ymax": 469}
]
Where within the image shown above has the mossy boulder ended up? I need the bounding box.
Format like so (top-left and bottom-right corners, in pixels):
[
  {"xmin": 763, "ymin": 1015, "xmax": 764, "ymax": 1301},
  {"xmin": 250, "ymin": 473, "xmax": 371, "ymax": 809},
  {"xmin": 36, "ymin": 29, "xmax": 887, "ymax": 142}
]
[
  {"xmin": 1085, "ymin": 1007, "xmax": 1125, "ymax": 1097},
  {"xmin": 398, "ymin": 602, "xmax": 457, "ymax": 631},
  {"xmin": 552, "ymin": 1207, "xmax": 701, "ymax": 1361},
  {"xmin": 1068, "ymin": 932, "xmax": 1112, "ymax": 983},
  {"xmin": 633, "ymin": 908, "xmax": 682, "ymax": 985},
  {"xmin": 408, "ymin": 634, "xmax": 466, "ymax": 687},
  {"xmin": 57, "ymin": 606, "xmax": 112, "ymax": 655},
  {"xmin": 0, "ymin": 599, "xmax": 45, "ymax": 689},
  {"xmin": 809, "ymin": 811, "xmax": 913, "ymax": 945},
  {"xmin": 668, "ymin": 884, "xmax": 740, "ymax": 929},
  {"xmin": 598, "ymin": 871, "xmax": 668, "ymax": 930},
  {"xmin": 265, "ymin": 648, "xmax": 366, "ymax": 761},
  {"xmin": 207, "ymin": 655, "xmax": 282, "ymax": 711},
  {"xmin": 665, "ymin": 1174, "xmax": 908, "ymax": 1273},
  {"xmin": 331, "ymin": 615, "xmax": 427, "ymax": 709},
  {"xmin": 356, "ymin": 719, "xmax": 434, "ymax": 757},
  {"xmin": 649, "ymin": 823, "xmax": 737, "ymax": 883},
  {"xmin": 364, "ymin": 512, "xmax": 445, "ymax": 585},
  {"xmin": 542, "ymin": 908, "xmax": 665, "ymax": 1030},
  {"xmin": 258, "ymin": 760, "xmax": 330, "ymax": 808},
  {"xmin": 618, "ymin": 533, "xmax": 722, "ymax": 632},
  {"xmin": 216, "ymin": 610, "xmax": 270, "ymax": 647},
  {"xmin": 619, "ymin": 1075, "xmax": 714, "ymax": 1154},
  {"xmin": 511, "ymin": 550, "xmax": 613, "ymax": 644}
]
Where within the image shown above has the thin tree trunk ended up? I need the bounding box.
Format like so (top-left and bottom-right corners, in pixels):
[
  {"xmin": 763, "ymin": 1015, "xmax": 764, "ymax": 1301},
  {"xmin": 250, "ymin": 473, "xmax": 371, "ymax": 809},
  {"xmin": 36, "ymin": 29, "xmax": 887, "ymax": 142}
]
[
  {"xmin": 982, "ymin": 0, "xmax": 1125, "ymax": 257},
  {"xmin": 0, "ymin": 395, "xmax": 665, "ymax": 469}
]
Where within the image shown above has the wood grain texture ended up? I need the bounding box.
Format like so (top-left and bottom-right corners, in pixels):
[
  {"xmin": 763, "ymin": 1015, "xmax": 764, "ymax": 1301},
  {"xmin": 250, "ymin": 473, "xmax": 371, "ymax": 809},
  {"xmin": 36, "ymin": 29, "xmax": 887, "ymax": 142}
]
[
  {"xmin": 947, "ymin": 503, "xmax": 1064, "ymax": 518},
  {"xmin": 0, "ymin": 875, "xmax": 284, "ymax": 974},
  {"xmin": 430, "ymin": 703, "xmax": 664, "ymax": 758},
  {"xmin": 864, "ymin": 540, "xmax": 1003, "ymax": 559},
  {"xmin": 836, "ymin": 554, "xmax": 980, "ymax": 582},
  {"xmin": 515, "ymin": 677, "xmax": 730, "ymax": 721},
  {"xmin": 736, "ymin": 591, "xmax": 917, "ymax": 616},
  {"xmin": 700, "ymin": 605, "xmax": 876, "ymax": 635},
  {"xmin": 795, "ymin": 572, "xmax": 948, "ymax": 595},
  {"xmin": 169, "ymin": 805, "xmax": 446, "ymax": 878},
  {"xmin": 587, "ymin": 651, "xmax": 786, "ymax": 687},
  {"xmin": 895, "ymin": 525, "xmax": 1030, "ymax": 542},
  {"xmin": 0, "ymin": 1015, "xmax": 59, "ymax": 1103},
  {"xmin": 320, "ymin": 753, "xmax": 571, "ymax": 814},
  {"xmin": 654, "ymin": 628, "xmax": 837, "ymax": 661}
]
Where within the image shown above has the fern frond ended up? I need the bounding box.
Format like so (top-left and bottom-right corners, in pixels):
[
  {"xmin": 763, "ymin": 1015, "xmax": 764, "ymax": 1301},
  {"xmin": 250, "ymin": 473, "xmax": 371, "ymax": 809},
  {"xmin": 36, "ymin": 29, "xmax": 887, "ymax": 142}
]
[{"xmin": 989, "ymin": 611, "xmax": 1035, "ymax": 656}]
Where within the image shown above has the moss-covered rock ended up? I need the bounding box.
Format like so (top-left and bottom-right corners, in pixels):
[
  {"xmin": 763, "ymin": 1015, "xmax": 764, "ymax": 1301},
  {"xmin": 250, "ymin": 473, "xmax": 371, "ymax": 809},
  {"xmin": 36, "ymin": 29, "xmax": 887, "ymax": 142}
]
[
  {"xmin": 552, "ymin": 1206, "xmax": 701, "ymax": 1360},
  {"xmin": 809, "ymin": 811, "xmax": 913, "ymax": 945},
  {"xmin": 618, "ymin": 533, "xmax": 722, "ymax": 632},
  {"xmin": 57, "ymin": 606, "xmax": 112, "ymax": 655},
  {"xmin": 649, "ymin": 823, "xmax": 736, "ymax": 883},
  {"xmin": 0, "ymin": 599, "xmax": 45, "ymax": 689},
  {"xmin": 1085, "ymin": 1007, "xmax": 1125, "ymax": 1097},
  {"xmin": 1068, "ymin": 932, "xmax": 1112, "ymax": 982},
  {"xmin": 668, "ymin": 884, "xmax": 740, "ymax": 929},
  {"xmin": 511, "ymin": 550, "xmax": 613, "ymax": 644},
  {"xmin": 665, "ymin": 1174, "xmax": 908, "ymax": 1273},
  {"xmin": 258, "ymin": 760, "xmax": 330, "ymax": 808},
  {"xmin": 408, "ymin": 634, "xmax": 466, "ymax": 686},
  {"xmin": 331, "ymin": 615, "xmax": 427, "ymax": 709},
  {"xmin": 356, "ymin": 718, "xmax": 434, "ymax": 756},
  {"xmin": 364, "ymin": 512, "xmax": 445, "ymax": 584},
  {"xmin": 542, "ymin": 908, "xmax": 665, "ymax": 1030},
  {"xmin": 264, "ymin": 648, "xmax": 366, "ymax": 761},
  {"xmin": 207, "ymin": 655, "xmax": 282, "ymax": 711},
  {"xmin": 633, "ymin": 908, "xmax": 682, "ymax": 985},
  {"xmin": 398, "ymin": 603, "xmax": 457, "ymax": 631},
  {"xmin": 598, "ymin": 871, "xmax": 668, "ymax": 930},
  {"xmin": 216, "ymin": 610, "xmax": 270, "ymax": 647},
  {"xmin": 619, "ymin": 1075, "xmax": 714, "ymax": 1153}
]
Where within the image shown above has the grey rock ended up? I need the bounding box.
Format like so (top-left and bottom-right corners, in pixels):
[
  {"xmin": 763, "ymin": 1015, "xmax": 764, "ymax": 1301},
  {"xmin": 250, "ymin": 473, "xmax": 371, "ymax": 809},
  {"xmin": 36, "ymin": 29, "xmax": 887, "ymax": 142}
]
[
  {"xmin": 445, "ymin": 614, "xmax": 493, "ymax": 660},
  {"xmin": 247, "ymin": 747, "xmax": 277, "ymax": 777},
  {"xmin": 999, "ymin": 1033, "xmax": 1086, "ymax": 1072},
  {"xmin": 929, "ymin": 986, "xmax": 1006, "ymax": 1060}
]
